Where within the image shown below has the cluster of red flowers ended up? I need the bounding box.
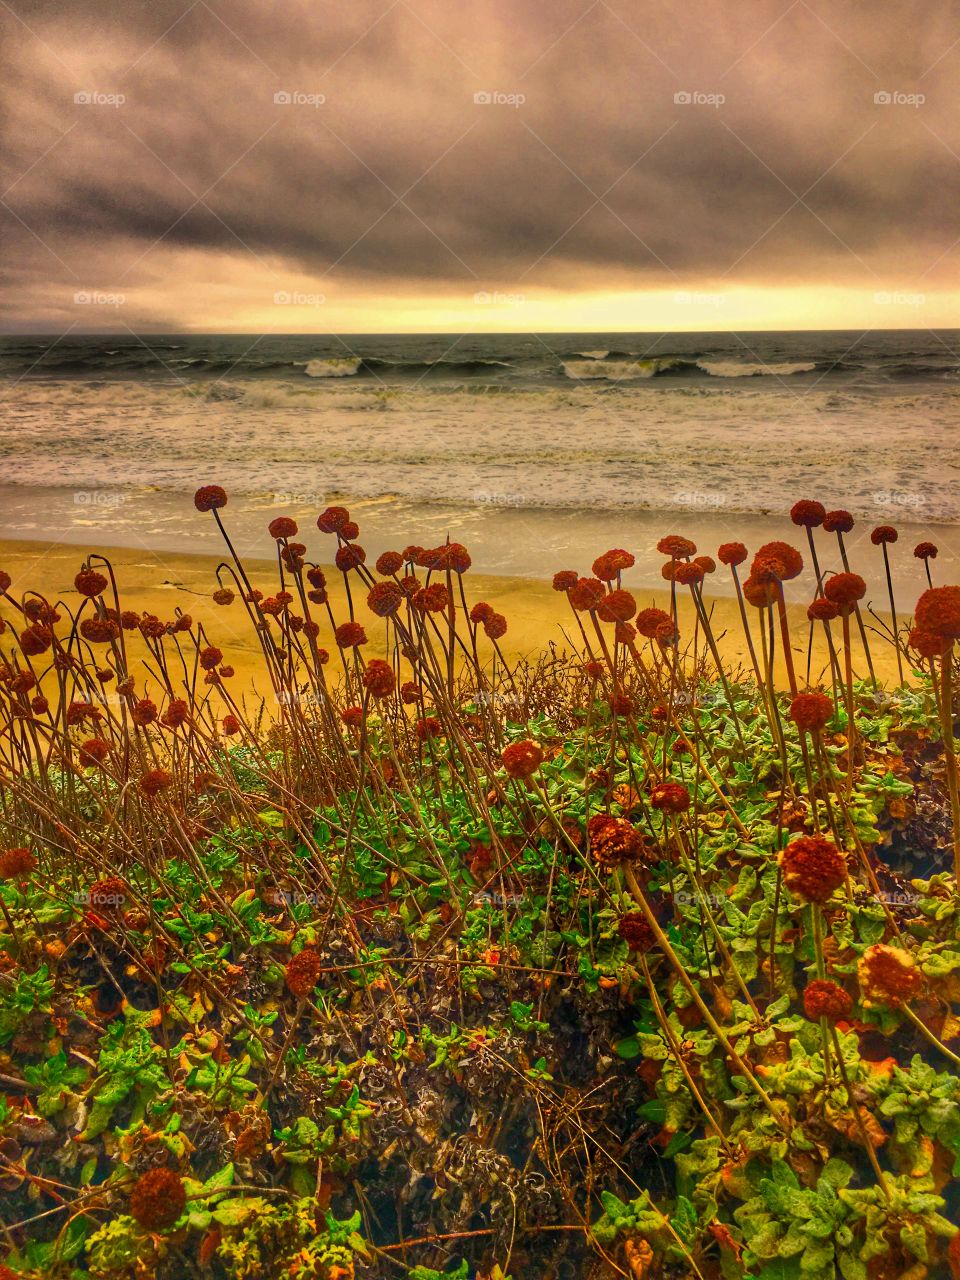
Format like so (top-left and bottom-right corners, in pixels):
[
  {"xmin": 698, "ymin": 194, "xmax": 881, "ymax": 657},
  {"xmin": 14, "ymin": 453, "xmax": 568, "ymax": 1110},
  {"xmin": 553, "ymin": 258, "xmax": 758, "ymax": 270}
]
[
  {"xmin": 823, "ymin": 572, "xmax": 866, "ymax": 612},
  {"xmin": 649, "ymin": 782, "xmax": 690, "ymax": 813},
  {"xmin": 859, "ymin": 943, "xmax": 923, "ymax": 1005},
  {"xmin": 285, "ymin": 947, "xmax": 324, "ymax": 998},
  {"xmin": 914, "ymin": 586, "xmax": 960, "ymax": 641},
  {"xmin": 587, "ymin": 815, "xmax": 648, "ymax": 868},
  {"xmin": 0, "ymin": 847, "xmax": 36, "ymax": 880},
  {"xmin": 501, "ymin": 739, "xmax": 544, "ymax": 780},
  {"xmin": 802, "ymin": 979, "xmax": 853, "ymax": 1022},
  {"xmin": 129, "ymin": 1167, "xmax": 187, "ymax": 1231},
  {"xmin": 788, "ymin": 691, "xmax": 833, "ymax": 734},
  {"xmin": 617, "ymin": 912, "xmax": 656, "ymax": 954}
]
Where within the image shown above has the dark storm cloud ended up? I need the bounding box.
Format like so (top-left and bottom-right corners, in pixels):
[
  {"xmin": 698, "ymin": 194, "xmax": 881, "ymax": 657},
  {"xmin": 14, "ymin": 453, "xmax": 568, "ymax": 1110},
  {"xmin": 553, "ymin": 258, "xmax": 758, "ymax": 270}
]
[{"xmin": 2, "ymin": 0, "xmax": 958, "ymax": 325}]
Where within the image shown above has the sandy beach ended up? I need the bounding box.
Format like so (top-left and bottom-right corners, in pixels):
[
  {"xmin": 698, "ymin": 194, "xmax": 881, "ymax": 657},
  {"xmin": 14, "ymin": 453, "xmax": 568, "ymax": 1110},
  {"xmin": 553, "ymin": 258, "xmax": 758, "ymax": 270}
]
[{"xmin": 0, "ymin": 535, "xmax": 906, "ymax": 699}]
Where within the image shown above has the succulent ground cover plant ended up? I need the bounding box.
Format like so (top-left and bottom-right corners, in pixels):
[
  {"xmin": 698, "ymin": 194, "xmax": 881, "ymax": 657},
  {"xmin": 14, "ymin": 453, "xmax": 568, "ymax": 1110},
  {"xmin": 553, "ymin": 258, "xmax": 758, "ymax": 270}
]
[{"xmin": 0, "ymin": 495, "xmax": 959, "ymax": 1277}]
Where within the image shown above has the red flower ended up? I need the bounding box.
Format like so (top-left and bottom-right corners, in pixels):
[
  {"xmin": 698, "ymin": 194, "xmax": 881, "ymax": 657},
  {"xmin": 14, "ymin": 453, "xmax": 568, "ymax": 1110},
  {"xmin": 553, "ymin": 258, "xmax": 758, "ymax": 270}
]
[
  {"xmin": 268, "ymin": 516, "xmax": 298, "ymax": 540},
  {"xmin": 803, "ymin": 980, "xmax": 853, "ymax": 1022},
  {"xmin": 431, "ymin": 542, "xmax": 472, "ymax": 574},
  {"xmin": 161, "ymin": 699, "xmax": 189, "ymax": 729},
  {"xmin": 650, "ymin": 782, "xmax": 690, "ymax": 813},
  {"xmin": 89, "ymin": 876, "xmax": 126, "ymax": 911},
  {"xmin": 130, "ymin": 1167, "xmax": 186, "ymax": 1232},
  {"xmin": 609, "ymin": 691, "xmax": 636, "ymax": 716},
  {"xmin": 780, "ymin": 835, "xmax": 847, "ymax": 903},
  {"xmin": 403, "ymin": 544, "xmax": 425, "ymax": 563},
  {"xmin": 341, "ymin": 706, "xmax": 363, "ymax": 728},
  {"xmin": 583, "ymin": 660, "xmax": 605, "ymax": 679},
  {"xmin": 363, "ymin": 659, "xmax": 395, "ymax": 699},
  {"xmin": 335, "ymin": 622, "xmax": 367, "ymax": 648},
  {"xmin": 657, "ymin": 535, "xmax": 696, "ymax": 558},
  {"xmin": 552, "ymin": 570, "xmax": 579, "ymax": 592},
  {"xmin": 0, "ymin": 570, "xmax": 10, "ymax": 593},
  {"xmin": 824, "ymin": 572, "xmax": 866, "ymax": 612},
  {"xmin": 742, "ymin": 575, "xmax": 777, "ymax": 608},
  {"xmin": 568, "ymin": 577, "xmax": 605, "ymax": 611},
  {"xmin": 694, "ymin": 555, "xmax": 716, "ymax": 575},
  {"xmin": 19, "ymin": 624, "xmax": 52, "ymax": 656},
  {"xmin": 317, "ymin": 506, "xmax": 350, "ymax": 534},
  {"xmin": 0, "ymin": 847, "xmax": 36, "ymax": 880},
  {"xmin": 139, "ymin": 615, "xmax": 166, "ymax": 639},
  {"xmin": 281, "ymin": 543, "xmax": 306, "ymax": 571},
  {"xmin": 376, "ymin": 551, "xmax": 404, "ymax": 576},
  {"xmin": 121, "ymin": 610, "xmax": 140, "ymax": 630},
  {"xmin": 194, "ymin": 485, "xmax": 228, "ymax": 512},
  {"xmin": 412, "ymin": 583, "xmax": 449, "ymax": 613},
  {"xmin": 67, "ymin": 700, "xmax": 101, "ymax": 725},
  {"xmin": 340, "ymin": 520, "xmax": 360, "ymax": 541},
  {"xmin": 131, "ymin": 698, "xmax": 158, "ymax": 727},
  {"xmin": 212, "ymin": 587, "xmax": 234, "ymax": 606},
  {"xmin": 139, "ymin": 769, "xmax": 172, "ymax": 796},
  {"xmin": 335, "ymin": 543, "xmax": 366, "ymax": 572},
  {"xmin": 789, "ymin": 692, "xmax": 833, "ymax": 733},
  {"xmin": 859, "ymin": 943, "xmax": 922, "ymax": 1005},
  {"xmin": 367, "ymin": 581, "xmax": 404, "ymax": 617},
  {"xmin": 914, "ymin": 586, "xmax": 960, "ymax": 640},
  {"xmin": 914, "ymin": 541, "xmax": 938, "ymax": 561},
  {"xmin": 790, "ymin": 499, "xmax": 826, "ymax": 528},
  {"xmin": 222, "ymin": 715, "xmax": 241, "ymax": 735},
  {"xmin": 483, "ymin": 613, "xmax": 508, "ymax": 640},
  {"xmin": 588, "ymin": 815, "xmax": 648, "ymax": 868},
  {"xmin": 400, "ymin": 575, "xmax": 421, "ymax": 598},
  {"xmin": 470, "ymin": 601, "xmax": 495, "ymax": 624},
  {"xmin": 592, "ymin": 548, "xmax": 635, "ymax": 581},
  {"xmin": 306, "ymin": 567, "xmax": 326, "ymax": 589},
  {"xmin": 79, "ymin": 737, "xmax": 111, "ymax": 767},
  {"xmin": 75, "ymin": 568, "xmax": 108, "ymax": 597},
  {"xmin": 870, "ymin": 525, "xmax": 898, "ymax": 545},
  {"xmin": 823, "ymin": 509, "xmax": 854, "ymax": 533},
  {"xmin": 717, "ymin": 542, "xmax": 748, "ymax": 567},
  {"xmin": 199, "ymin": 646, "xmax": 222, "ymax": 671},
  {"xmin": 285, "ymin": 947, "xmax": 323, "ymax": 997},
  {"xmin": 807, "ymin": 596, "xmax": 839, "ymax": 622},
  {"xmin": 80, "ymin": 617, "xmax": 120, "ymax": 644},
  {"xmin": 635, "ymin": 607, "xmax": 672, "ymax": 638},
  {"xmin": 753, "ymin": 541, "xmax": 803, "ymax": 581},
  {"xmin": 400, "ymin": 681, "xmax": 422, "ymax": 704},
  {"xmin": 502, "ymin": 739, "xmax": 544, "ymax": 779},
  {"xmin": 596, "ymin": 589, "xmax": 637, "ymax": 623},
  {"xmin": 416, "ymin": 716, "xmax": 442, "ymax": 740},
  {"xmin": 618, "ymin": 913, "xmax": 656, "ymax": 953},
  {"xmin": 674, "ymin": 562, "xmax": 704, "ymax": 586},
  {"xmin": 909, "ymin": 627, "xmax": 948, "ymax": 659}
]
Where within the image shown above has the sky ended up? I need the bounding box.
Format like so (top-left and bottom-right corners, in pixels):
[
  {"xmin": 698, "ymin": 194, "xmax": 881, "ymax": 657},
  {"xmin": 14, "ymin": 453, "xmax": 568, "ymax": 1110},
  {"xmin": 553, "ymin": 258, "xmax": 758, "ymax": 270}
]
[{"xmin": 2, "ymin": 0, "xmax": 959, "ymax": 332}]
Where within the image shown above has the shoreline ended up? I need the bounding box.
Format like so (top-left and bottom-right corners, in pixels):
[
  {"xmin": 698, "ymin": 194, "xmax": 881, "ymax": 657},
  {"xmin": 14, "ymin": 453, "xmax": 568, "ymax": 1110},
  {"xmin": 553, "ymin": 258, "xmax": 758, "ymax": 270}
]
[{"xmin": 0, "ymin": 535, "xmax": 909, "ymax": 696}]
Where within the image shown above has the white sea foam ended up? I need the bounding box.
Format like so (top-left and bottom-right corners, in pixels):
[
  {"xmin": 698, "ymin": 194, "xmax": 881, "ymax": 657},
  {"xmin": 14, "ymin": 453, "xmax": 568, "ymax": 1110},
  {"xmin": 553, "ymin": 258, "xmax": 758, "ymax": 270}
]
[
  {"xmin": 562, "ymin": 358, "xmax": 677, "ymax": 381},
  {"xmin": 696, "ymin": 360, "xmax": 816, "ymax": 377},
  {"xmin": 304, "ymin": 357, "xmax": 362, "ymax": 378}
]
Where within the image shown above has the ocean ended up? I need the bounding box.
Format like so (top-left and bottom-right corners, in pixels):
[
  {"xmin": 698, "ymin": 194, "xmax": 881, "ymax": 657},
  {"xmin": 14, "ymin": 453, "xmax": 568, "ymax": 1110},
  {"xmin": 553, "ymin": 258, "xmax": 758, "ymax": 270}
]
[{"xmin": 0, "ymin": 329, "xmax": 957, "ymax": 588}]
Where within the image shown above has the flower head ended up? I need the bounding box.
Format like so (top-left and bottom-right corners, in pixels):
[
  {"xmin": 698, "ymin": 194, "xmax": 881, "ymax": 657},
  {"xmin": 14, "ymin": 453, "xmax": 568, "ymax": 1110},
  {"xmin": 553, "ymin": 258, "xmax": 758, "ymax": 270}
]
[
  {"xmin": 914, "ymin": 541, "xmax": 938, "ymax": 561},
  {"xmin": 194, "ymin": 485, "xmax": 228, "ymax": 512},
  {"xmin": 75, "ymin": 569, "xmax": 108, "ymax": 598},
  {"xmin": 588, "ymin": 815, "xmax": 648, "ymax": 868},
  {"xmin": 285, "ymin": 947, "xmax": 323, "ymax": 998},
  {"xmin": 790, "ymin": 499, "xmax": 826, "ymax": 528},
  {"xmin": 823, "ymin": 509, "xmax": 854, "ymax": 534},
  {"xmin": 909, "ymin": 627, "xmax": 948, "ymax": 659},
  {"xmin": 650, "ymin": 782, "xmax": 690, "ymax": 813},
  {"xmin": 592, "ymin": 548, "xmax": 635, "ymax": 581},
  {"xmin": 657, "ymin": 535, "xmax": 696, "ymax": 559},
  {"xmin": 79, "ymin": 737, "xmax": 111, "ymax": 767},
  {"xmin": 568, "ymin": 577, "xmax": 605, "ymax": 611},
  {"xmin": 674, "ymin": 562, "xmax": 704, "ymax": 586},
  {"xmin": 717, "ymin": 542, "xmax": 748, "ymax": 567},
  {"xmin": 807, "ymin": 596, "xmax": 839, "ymax": 622},
  {"xmin": 753, "ymin": 541, "xmax": 803, "ymax": 581},
  {"xmin": 870, "ymin": 525, "xmax": 898, "ymax": 545},
  {"xmin": 363, "ymin": 659, "xmax": 395, "ymax": 699},
  {"xmin": 412, "ymin": 583, "xmax": 449, "ymax": 613},
  {"xmin": 199, "ymin": 646, "xmax": 223, "ymax": 671},
  {"xmin": 130, "ymin": 1167, "xmax": 186, "ymax": 1232},
  {"xmin": 859, "ymin": 943, "xmax": 922, "ymax": 1005},
  {"xmin": 803, "ymin": 980, "xmax": 853, "ymax": 1022},
  {"xmin": 780, "ymin": 835, "xmax": 847, "ymax": 903},
  {"xmin": 268, "ymin": 516, "xmax": 298, "ymax": 540},
  {"xmin": 80, "ymin": 617, "xmax": 120, "ymax": 644},
  {"xmin": 552, "ymin": 570, "xmax": 579, "ymax": 592},
  {"xmin": 596, "ymin": 589, "xmax": 637, "ymax": 623},
  {"xmin": 914, "ymin": 585, "xmax": 960, "ymax": 640},
  {"xmin": 824, "ymin": 572, "xmax": 866, "ymax": 612},
  {"xmin": 694, "ymin": 555, "xmax": 716, "ymax": 575},
  {"xmin": 139, "ymin": 769, "xmax": 172, "ymax": 797},
  {"xmin": 617, "ymin": 913, "xmax": 656, "ymax": 953},
  {"xmin": 0, "ymin": 847, "xmax": 36, "ymax": 880},
  {"xmin": 376, "ymin": 551, "xmax": 404, "ymax": 576},
  {"xmin": 470, "ymin": 601, "xmax": 495, "ymax": 624},
  {"xmin": 335, "ymin": 544, "xmax": 366, "ymax": 573},
  {"xmin": 789, "ymin": 692, "xmax": 834, "ymax": 734},
  {"xmin": 635, "ymin": 607, "xmax": 673, "ymax": 638},
  {"xmin": 335, "ymin": 621, "xmax": 367, "ymax": 649},
  {"xmin": 317, "ymin": 506, "xmax": 350, "ymax": 534},
  {"xmin": 483, "ymin": 613, "xmax": 507, "ymax": 640},
  {"xmin": 502, "ymin": 739, "xmax": 544, "ymax": 780},
  {"xmin": 367, "ymin": 581, "xmax": 404, "ymax": 617},
  {"xmin": 212, "ymin": 587, "xmax": 234, "ymax": 606}
]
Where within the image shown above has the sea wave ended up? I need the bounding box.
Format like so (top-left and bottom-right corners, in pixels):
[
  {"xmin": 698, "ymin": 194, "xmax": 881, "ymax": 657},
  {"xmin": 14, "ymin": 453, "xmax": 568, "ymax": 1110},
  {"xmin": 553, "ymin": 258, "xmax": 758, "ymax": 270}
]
[{"xmin": 697, "ymin": 359, "xmax": 817, "ymax": 378}]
